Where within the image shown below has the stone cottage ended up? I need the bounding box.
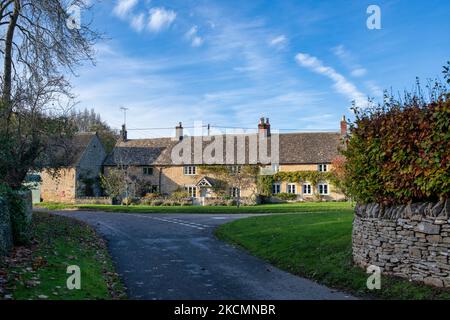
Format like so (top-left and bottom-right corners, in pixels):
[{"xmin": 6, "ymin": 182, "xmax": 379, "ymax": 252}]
[
  {"xmin": 40, "ymin": 132, "xmax": 106, "ymax": 203},
  {"xmin": 102, "ymin": 117, "xmax": 347, "ymax": 203}
]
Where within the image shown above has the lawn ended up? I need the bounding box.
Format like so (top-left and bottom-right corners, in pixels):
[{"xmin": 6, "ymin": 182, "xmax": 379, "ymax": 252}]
[
  {"xmin": 35, "ymin": 201, "xmax": 353, "ymax": 214},
  {"xmin": 0, "ymin": 212, "xmax": 126, "ymax": 300},
  {"xmin": 215, "ymin": 209, "xmax": 450, "ymax": 300}
]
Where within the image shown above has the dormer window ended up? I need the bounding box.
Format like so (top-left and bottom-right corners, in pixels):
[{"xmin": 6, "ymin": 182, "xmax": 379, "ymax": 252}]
[
  {"xmin": 143, "ymin": 167, "xmax": 154, "ymax": 175},
  {"xmin": 184, "ymin": 166, "xmax": 197, "ymax": 175}
]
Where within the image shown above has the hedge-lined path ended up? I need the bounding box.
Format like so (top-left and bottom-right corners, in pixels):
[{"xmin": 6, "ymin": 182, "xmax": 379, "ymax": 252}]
[{"xmin": 47, "ymin": 210, "xmax": 355, "ymax": 300}]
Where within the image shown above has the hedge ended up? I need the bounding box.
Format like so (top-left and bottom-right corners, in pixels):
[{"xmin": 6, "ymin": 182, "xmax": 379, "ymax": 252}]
[{"xmin": 342, "ymin": 91, "xmax": 449, "ymax": 205}]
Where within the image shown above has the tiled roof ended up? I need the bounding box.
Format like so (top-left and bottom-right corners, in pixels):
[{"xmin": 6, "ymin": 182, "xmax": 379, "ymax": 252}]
[
  {"xmin": 104, "ymin": 132, "xmax": 344, "ymax": 166},
  {"xmin": 43, "ymin": 132, "xmax": 97, "ymax": 167}
]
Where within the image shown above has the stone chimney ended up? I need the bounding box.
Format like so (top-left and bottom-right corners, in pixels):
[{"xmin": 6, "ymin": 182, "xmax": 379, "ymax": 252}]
[
  {"xmin": 175, "ymin": 122, "xmax": 183, "ymax": 141},
  {"xmin": 340, "ymin": 115, "xmax": 347, "ymax": 136},
  {"xmin": 120, "ymin": 124, "xmax": 128, "ymax": 142},
  {"xmin": 258, "ymin": 117, "xmax": 271, "ymax": 137}
]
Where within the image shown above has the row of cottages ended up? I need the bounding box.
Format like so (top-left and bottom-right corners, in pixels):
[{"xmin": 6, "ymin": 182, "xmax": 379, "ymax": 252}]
[
  {"xmin": 39, "ymin": 117, "xmax": 347, "ymax": 204},
  {"xmin": 102, "ymin": 117, "xmax": 347, "ymax": 203}
]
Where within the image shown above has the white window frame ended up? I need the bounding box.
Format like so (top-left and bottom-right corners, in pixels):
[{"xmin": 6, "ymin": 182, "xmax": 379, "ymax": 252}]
[
  {"xmin": 287, "ymin": 183, "xmax": 297, "ymax": 194},
  {"xmin": 184, "ymin": 185, "xmax": 197, "ymax": 198},
  {"xmin": 318, "ymin": 183, "xmax": 329, "ymax": 195},
  {"xmin": 230, "ymin": 187, "xmax": 240, "ymax": 198},
  {"xmin": 318, "ymin": 164, "xmax": 328, "ymax": 172},
  {"xmin": 272, "ymin": 183, "xmax": 281, "ymax": 195},
  {"xmin": 302, "ymin": 183, "xmax": 312, "ymax": 195},
  {"xmin": 183, "ymin": 166, "xmax": 197, "ymax": 175}
]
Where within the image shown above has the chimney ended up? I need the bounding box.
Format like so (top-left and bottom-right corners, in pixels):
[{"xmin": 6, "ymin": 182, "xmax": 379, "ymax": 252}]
[
  {"xmin": 340, "ymin": 115, "xmax": 348, "ymax": 136},
  {"xmin": 258, "ymin": 117, "xmax": 271, "ymax": 137},
  {"xmin": 120, "ymin": 124, "xmax": 128, "ymax": 142},
  {"xmin": 175, "ymin": 122, "xmax": 183, "ymax": 141}
]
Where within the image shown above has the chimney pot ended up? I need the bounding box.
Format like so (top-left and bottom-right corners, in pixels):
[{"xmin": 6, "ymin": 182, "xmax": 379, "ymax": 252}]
[
  {"xmin": 175, "ymin": 122, "xmax": 184, "ymax": 141},
  {"xmin": 340, "ymin": 115, "xmax": 348, "ymax": 136},
  {"xmin": 120, "ymin": 124, "xmax": 128, "ymax": 142}
]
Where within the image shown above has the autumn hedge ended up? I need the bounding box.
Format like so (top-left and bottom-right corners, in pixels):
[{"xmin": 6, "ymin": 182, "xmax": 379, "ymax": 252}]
[{"xmin": 342, "ymin": 93, "xmax": 449, "ymax": 205}]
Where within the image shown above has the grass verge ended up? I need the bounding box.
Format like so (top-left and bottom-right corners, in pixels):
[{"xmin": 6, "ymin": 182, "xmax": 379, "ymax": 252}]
[
  {"xmin": 35, "ymin": 201, "xmax": 353, "ymax": 214},
  {"xmin": 215, "ymin": 210, "xmax": 450, "ymax": 300},
  {"xmin": 0, "ymin": 212, "xmax": 126, "ymax": 300}
]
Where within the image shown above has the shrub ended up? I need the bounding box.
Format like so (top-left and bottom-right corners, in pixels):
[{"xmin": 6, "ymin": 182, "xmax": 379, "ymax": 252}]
[
  {"xmin": 342, "ymin": 78, "xmax": 449, "ymax": 205},
  {"xmin": 275, "ymin": 193, "xmax": 298, "ymax": 201},
  {"xmin": 150, "ymin": 200, "xmax": 163, "ymax": 206},
  {"xmin": 170, "ymin": 189, "xmax": 191, "ymax": 201}
]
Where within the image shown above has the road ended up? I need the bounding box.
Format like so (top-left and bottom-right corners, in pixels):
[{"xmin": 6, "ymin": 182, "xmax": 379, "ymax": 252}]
[{"xmin": 49, "ymin": 210, "xmax": 355, "ymax": 300}]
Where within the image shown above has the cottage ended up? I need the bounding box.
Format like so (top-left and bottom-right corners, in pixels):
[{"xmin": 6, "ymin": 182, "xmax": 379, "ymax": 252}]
[
  {"xmin": 40, "ymin": 132, "xmax": 106, "ymax": 203},
  {"xmin": 103, "ymin": 117, "xmax": 347, "ymax": 203}
]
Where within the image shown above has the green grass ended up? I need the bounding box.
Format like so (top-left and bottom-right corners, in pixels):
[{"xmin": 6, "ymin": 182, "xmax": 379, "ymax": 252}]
[
  {"xmin": 35, "ymin": 201, "xmax": 353, "ymax": 214},
  {"xmin": 215, "ymin": 209, "xmax": 450, "ymax": 300},
  {"xmin": 1, "ymin": 212, "xmax": 126, "ymax": 300}
]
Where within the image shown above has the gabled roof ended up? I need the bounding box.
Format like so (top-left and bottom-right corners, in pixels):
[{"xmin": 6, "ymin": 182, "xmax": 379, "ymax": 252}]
[
  {"xmin": 196, "ymin": 176, "xmax": 215, "ymax": 187},
  {"xmin": 103, "ymin": 132, "xmax": 344, "ymax": 166},
  {"xmin": 43, "ymin": 132, "xmax": 98, "ymax": 168}
]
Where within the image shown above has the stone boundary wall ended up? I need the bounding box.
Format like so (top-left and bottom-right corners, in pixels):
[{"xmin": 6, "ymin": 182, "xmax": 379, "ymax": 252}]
[
  {"xmin": 352, "ymin": 201, "xmax": 450, "ymax": 288},
  {"xmin": 0, "ymin": 195, "xmax": 13, "ymax": 255},
  {"xmin": 74, "ymin": 197, "xmax": 113, "ymax": 205}
]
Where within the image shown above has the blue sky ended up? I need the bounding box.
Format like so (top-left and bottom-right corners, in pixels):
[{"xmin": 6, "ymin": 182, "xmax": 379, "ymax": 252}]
[{"xmin": 71, "ymin": 0, "xmax": 450, "ymax": 139}]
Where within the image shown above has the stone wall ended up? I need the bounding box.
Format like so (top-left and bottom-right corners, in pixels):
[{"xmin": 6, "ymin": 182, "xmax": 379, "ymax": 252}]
[
  {"xmin": 0, "ymin": 195, "xmax": 12, "ymax": 255},
  {"xmin": 352, "ymin": 201, "xmax": 450, "ymax": 288},
  {"xmin": 74, "ymin": 197, "xmax": 112, "ymax": 205}
]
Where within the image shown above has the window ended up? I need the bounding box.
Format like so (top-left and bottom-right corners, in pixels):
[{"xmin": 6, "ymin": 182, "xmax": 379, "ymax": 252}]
[
  {"xmin": 185, "ymin": 186, "xmax": 197, "ymax": 198},
  {"xmin": 303, "ymin": 183, "xmax": 312, "ymax": 195},
  {"xmin": 272, "ymin": 183, "xmax": 281, "ymax": 194},
  {"xmin": 149, "ymin": 185, "xmax": 159, "ymax": 193},
  {"xmin": 318, "ymin": 164, "xmax": 328, "ymax": 172},
  {"xmin": 287, "ymin": 183, "xmax": 297, "ymax": 194},
  {"xmin": 184, "ymin": 166, "xmax": 197, "ymax": 175},
  {"xmin": 318, "ymin": 184, "xmax": 329, "ymax": 195},
  {"xmin": 230, "ymin": 187, "xmax": 240, "ymax": 198},
  {"xmin": 143, "ymin": 167, "xmax": 154, "ymax": 175},
  {"xmin": 229, "ymin": 165, "xmax": 241, "ymax": 174}
]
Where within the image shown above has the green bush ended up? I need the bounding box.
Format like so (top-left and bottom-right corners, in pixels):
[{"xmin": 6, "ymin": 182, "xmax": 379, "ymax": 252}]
[
  {"xmin": 342, "ymin": 82, "xmax": 449, "ymax": 205},
  {"xmin": 275, "ymin": 193, "xmax": 298, "ymax": 201}
]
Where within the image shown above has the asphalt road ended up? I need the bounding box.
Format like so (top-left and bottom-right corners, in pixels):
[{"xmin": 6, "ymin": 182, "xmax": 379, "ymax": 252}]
[{"xmin": 50, "ymin": 210, "xmax": 355, "ymax": 300}]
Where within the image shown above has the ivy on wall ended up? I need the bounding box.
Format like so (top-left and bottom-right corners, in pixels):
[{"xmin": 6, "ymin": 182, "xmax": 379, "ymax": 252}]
[{"xmin": 257, "ymin": 171, "xmax": 335, "ymax": 196}]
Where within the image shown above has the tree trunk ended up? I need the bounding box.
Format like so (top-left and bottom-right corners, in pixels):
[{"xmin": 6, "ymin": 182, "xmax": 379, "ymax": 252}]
[{"xmin": 2, "ymin": 0, "xmax": 21, "ymax": 105}]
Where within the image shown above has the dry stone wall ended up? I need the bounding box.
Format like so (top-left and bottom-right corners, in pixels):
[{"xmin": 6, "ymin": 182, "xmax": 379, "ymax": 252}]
[
  {"xmin": 0, "ymin": 195, "xmax": 12, "ymax": 255},
  {"xmin": 352, "ymin": 201, "xmax": 450, "ymax": 288}
]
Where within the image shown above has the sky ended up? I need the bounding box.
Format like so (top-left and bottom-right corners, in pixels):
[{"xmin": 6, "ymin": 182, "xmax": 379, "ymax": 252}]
[{"xmin": 70, "ymin": 0, "xmax": 450, "ymax": 139}]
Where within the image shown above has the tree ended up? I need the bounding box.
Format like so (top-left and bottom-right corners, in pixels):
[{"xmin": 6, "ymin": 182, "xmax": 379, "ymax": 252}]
[
  {"xmin": 0, "ymin": 0, "xmax": 100, "ymax": 188},
  {"xmin": 99, "ymin": 170, "xmax": 126, "ymax": 203},
  {"xmin": 199, "ymin": 165, "xmax": 260, "ymax": 207}
]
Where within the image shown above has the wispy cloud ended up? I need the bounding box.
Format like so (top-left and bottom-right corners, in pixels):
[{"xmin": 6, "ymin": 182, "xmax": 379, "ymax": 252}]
[
  {"xmin": 269, "ymin": 35, "xmax": 288, "ymax": 49},
  {"xmin": 185, "ymin": 26, "xmax": 204, "ymax": 47},
  {"xmin": 332, "ymin": 45, "xmax": 367, "ymax": 78},
  {"xmin": 148, "ymin": 7, "xmax": 177, "ymax": 32},
  {"xmin": 113, "ymin": 0, "xmax": 139, "ymax": 19},
  {"xmin": 130, "ymin": 12, "xmax": 145, "ymax": 32},
  {"xmin": 295, "ymin": 52, "xmax": 367, "ymax": 106}
]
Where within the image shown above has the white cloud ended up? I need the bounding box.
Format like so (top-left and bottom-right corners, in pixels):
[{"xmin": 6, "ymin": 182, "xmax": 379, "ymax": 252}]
[
  {"xmin": 113, "ymin": 0, "xmax": 139, "ymax": 19},
  {"xmin": 332, "ymin": 45, "xmax": 367, "ymax": 78},
  {"xmin": 148, "ymin": 7, "xmax": 176, "ymax": 32},
  {"xmin": 295, "ymin": 52, "xmax": 367, "ymax": 106},
  {"xmin": 351, "ymin": 68, "xmax": 367, "ymax": 77},
  {"xmin": 130, "ymin": 13, "xmax": 145, "ymax": 32},
  {"xmin": 185, "ymin": 26, "xmax": 204, "ymax": 47},
  {"xmin": 269, "ymin": 35, "xmax": 287, "ymax": 49}
]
